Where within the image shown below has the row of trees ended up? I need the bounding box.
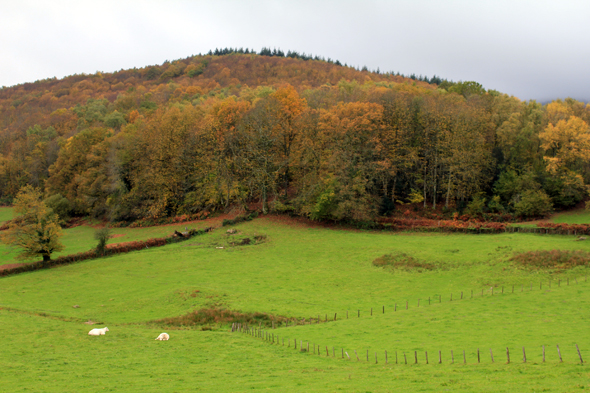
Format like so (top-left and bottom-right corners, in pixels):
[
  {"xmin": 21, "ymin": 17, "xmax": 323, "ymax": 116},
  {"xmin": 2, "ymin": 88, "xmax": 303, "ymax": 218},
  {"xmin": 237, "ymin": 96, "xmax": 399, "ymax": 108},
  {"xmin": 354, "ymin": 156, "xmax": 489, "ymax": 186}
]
[{"xmin": 1, "ymin": 54, "xmax": 589, "ymax": 225}]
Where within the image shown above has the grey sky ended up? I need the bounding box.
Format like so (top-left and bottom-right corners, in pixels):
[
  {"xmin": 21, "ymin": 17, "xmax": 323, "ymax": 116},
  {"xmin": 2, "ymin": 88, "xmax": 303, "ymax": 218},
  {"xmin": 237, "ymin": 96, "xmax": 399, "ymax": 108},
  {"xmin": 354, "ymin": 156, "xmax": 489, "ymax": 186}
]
[{"xmin": 2, "ymin": 0, "xmax": 589, "ymax": 102}]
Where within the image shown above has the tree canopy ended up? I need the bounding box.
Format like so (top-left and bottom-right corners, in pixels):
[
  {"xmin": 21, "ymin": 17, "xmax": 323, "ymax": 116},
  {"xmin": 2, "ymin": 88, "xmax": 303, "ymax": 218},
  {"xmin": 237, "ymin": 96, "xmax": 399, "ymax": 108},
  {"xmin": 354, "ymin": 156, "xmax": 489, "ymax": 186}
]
[{"xmin": 1, "ymin": 51, "xmax": 589, "ymax": 222}]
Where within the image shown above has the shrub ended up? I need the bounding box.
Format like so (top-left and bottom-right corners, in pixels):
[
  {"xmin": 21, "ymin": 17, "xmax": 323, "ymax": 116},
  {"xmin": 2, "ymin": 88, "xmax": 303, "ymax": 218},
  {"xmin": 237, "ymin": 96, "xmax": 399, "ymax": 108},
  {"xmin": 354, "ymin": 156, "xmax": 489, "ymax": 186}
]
[
  {"xmin": 94, "ymin": 227, "xmax": 112, "ymax": 256},
  {"xmin": 465, "ymin": 194, "xmax": 487, "ymax": 216},
  {"xmin": 152, "ymin": 307, "xmax": 294, "ymax": 328},
  {"xmin": 513, "ymin": 189, "xmax": 553, "ymax": 218},
  {"xmin": 44, "ymin": 194, "xmax": 72, "ymax": 223},
  {"xmin": 510, "ymin": 250, "xmax": 590, "ymax": 271}
]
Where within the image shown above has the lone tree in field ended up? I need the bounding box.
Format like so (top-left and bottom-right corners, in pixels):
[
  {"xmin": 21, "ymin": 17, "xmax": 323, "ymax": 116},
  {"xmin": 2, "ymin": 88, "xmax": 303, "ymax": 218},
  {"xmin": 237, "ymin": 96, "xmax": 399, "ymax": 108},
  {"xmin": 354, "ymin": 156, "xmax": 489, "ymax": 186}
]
[
  {"xmin": 94, "ymin": 226, "xmax": 112, "ymax": 256},
  {"xmin": 0, "ymin": 185, "xmax": 64, "ymax": 264}
]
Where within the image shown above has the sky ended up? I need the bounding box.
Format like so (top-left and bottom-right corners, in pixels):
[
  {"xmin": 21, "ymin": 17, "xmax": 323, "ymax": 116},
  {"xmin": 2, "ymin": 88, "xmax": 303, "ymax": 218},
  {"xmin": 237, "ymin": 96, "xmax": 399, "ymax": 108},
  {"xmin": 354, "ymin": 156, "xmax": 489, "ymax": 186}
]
[{"xmin": 2, "ymin": 0, "xmax": 589, "ymax": 102}]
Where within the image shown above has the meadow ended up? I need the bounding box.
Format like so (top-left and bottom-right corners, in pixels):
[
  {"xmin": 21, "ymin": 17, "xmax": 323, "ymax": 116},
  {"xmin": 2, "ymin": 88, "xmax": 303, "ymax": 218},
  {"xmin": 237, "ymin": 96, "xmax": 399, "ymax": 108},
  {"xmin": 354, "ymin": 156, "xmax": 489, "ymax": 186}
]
[{"xmin": 1, "ymin": 215, "xmax": 590, "ymax": 391}]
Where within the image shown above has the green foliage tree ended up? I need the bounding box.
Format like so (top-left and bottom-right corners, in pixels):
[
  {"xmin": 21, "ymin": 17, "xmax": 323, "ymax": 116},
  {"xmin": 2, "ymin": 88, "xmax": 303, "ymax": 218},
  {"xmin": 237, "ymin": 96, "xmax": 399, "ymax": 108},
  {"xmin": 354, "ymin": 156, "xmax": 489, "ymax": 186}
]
[
  {"xmin": 0, "ymin": 185, "xmax": 64, "ymax": 263},
  {"xmin": 94, "ymin": 226, "xmax": 112, "ymax": 256}
]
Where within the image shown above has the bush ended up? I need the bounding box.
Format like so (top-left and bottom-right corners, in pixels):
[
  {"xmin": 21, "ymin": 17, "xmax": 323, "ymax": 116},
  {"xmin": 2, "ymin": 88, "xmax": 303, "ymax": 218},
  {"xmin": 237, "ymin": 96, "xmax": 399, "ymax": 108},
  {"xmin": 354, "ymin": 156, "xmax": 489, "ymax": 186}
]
[
  {"xmin": 94, "ymin": 227, "xmax": 112, "ymax": 256},
  {"xmin": 513, "ymin": 189, "xmax": 553, "ymax": 218},
  {"xmin": 465, "ymin": 194, "xmax": 487, "ymax": 216},
  {"xmin": 44, "ymin": 194, "xmax": 72, "ymax": 223}
]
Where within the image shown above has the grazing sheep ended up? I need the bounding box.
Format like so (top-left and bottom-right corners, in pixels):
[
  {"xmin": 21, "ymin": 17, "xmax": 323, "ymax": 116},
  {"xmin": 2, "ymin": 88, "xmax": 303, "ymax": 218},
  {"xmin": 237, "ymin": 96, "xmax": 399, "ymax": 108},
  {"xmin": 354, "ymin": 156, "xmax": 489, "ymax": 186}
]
[
  {"xmin": 88, "ymin": 327, "xmax": 109, "ymax": 336},
  {"xmin": 155, "ymin": 333, "xmax": 170, "ymax": 341}
]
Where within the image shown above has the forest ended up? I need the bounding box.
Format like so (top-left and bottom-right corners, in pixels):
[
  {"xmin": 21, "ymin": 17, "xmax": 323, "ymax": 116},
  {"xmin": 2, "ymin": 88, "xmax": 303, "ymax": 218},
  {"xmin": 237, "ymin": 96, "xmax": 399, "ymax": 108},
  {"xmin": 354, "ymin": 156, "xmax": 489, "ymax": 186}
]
[{"xmin": 1, "ymin": 49, "xmax": 589, "ymax": 224}]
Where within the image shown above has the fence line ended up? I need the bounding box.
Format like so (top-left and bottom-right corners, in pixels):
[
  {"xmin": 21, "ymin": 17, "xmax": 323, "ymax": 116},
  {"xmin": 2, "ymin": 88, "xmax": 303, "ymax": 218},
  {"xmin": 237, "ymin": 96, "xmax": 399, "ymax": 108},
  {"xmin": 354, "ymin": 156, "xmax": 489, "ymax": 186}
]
[
  {"xmin": 235, "ymin": 273, "xmax": 589, "ymax": 329},
  {"xmin": 233, "ymin": 323, "xmax": 584, "ymax": 366}
]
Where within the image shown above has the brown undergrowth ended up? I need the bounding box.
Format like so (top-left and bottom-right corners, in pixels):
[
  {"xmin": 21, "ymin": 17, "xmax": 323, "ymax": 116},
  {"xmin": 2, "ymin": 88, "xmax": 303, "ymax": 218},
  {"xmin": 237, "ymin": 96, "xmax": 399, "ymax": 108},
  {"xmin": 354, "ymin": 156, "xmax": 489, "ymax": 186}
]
[
  {"xmin": 373, "ymin": 252, "xmax": 438, "ymax": 272},
  {"xmin": 510, "ymin": 250, "xmax": 590, "ymax": 271},
  {"xmin": 150, "ymin": 307, "xmax": 295, "ymax": 330}
]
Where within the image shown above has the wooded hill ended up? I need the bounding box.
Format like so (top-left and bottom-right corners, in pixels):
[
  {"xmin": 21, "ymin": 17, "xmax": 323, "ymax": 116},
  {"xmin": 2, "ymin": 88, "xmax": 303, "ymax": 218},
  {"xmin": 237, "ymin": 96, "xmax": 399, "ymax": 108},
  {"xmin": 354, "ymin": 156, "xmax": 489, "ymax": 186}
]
[{"xmin": 1, "ymin": 50, "xmax": 589, "ymax": 223}]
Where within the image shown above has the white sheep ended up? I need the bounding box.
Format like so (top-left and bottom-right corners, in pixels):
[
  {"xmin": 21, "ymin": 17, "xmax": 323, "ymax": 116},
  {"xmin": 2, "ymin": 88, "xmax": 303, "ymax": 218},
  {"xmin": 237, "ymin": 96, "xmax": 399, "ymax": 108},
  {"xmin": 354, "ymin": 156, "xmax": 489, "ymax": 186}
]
[
  {"xmin": 155, "ymin": 332, "xmax": 170, "ymax": 341},
  {"xmin": 88, "ymin": 327, "xmax": 109, "ymax": 336}
]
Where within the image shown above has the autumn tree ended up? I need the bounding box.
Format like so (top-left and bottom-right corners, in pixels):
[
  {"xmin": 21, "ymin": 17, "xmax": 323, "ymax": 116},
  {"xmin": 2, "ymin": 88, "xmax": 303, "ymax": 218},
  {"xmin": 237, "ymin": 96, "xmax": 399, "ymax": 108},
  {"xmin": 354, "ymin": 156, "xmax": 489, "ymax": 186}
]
[{"xmin": 0, "ymin": 185, "xmax": 64, "ymax": 263}]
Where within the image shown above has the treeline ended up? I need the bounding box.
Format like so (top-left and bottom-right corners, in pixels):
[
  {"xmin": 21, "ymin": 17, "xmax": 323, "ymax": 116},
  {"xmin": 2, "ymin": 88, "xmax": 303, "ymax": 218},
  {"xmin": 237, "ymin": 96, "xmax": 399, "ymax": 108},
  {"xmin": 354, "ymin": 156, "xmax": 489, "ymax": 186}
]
[
  {"xmin": 0, "ymin": 52, "xmax": 589, "ymax": 223},
  {"xmin": 208, "ymin": 46, "xmax": 446, "ymax": 85}
]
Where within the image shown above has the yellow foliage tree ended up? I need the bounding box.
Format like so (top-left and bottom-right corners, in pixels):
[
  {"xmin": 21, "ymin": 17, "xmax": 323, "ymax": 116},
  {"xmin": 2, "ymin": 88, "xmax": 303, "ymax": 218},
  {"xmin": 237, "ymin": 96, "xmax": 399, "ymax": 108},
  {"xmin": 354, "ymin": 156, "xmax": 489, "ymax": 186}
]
[{"xmin": 0, "ymin": 185, "xmax": 64, "ymax": 263}]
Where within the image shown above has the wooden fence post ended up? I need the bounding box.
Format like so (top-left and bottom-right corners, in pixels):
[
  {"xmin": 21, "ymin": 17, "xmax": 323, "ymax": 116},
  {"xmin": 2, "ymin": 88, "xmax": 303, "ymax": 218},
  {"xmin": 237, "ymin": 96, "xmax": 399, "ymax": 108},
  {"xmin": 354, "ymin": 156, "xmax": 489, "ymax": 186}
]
[
  {"xmin": 385, "ymin": 350, "xmax": 388, "ymax": 364},
  {"xmin": 355, "ymin": 350, "xmax": 360, "ymax": 361},
  {"xmin": 425, "ymin": 351, "xmax": 429, "ymax": 364},
  {"xmin": 523, "ymin": 347, "xmax": 526, "ymax": 363},
  {"xmin": 415, "ymin": 351, "xmax": 418, "ymax": 364},
  {"xmin": 557, "ymin": 344, "xmax": 563, "ymax": 362},
  {"xmin": 439, "ymin": 350, "xmax": 442, "ymax": 364},
  {"xmin": 506, "ymin": 347, "xmax": 510, "ymax": 364},
  {"xmin": 490, "ymin": 349, "xmax": 494, "ymax": 363},
  {"xmin": 404, "ymin": 352, "xmax": 407, "ymax": 364},
  {"xmin": 477, "ymin": 348, "xmax": 480, "ymax": 363},
  {"xmin": 576, "ymin": 344, "xmax": 583, "ymax": 364},
  {"xmin": 334, "ymin": 313, "xmax": 337, "ymax": 321}
]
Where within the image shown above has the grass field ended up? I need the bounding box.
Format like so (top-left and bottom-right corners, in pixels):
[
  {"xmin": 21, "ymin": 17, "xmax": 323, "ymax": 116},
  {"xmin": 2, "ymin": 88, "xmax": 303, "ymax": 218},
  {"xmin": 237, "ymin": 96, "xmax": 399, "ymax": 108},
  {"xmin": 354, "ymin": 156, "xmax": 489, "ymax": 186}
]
[
  {"xmin": 0, "ymin": 206, "xmax": 12, "ymax": 224},
  {"xmin": 2, "ymin": 217, "xmax": 590, "ymax": 391},
  {"xmin": 0, "ymin": 217, "xmax": 215, "ymax": 266},
  {"xmin": 552, "ymin": 209, "xmax": 590, "ymax": 224}
]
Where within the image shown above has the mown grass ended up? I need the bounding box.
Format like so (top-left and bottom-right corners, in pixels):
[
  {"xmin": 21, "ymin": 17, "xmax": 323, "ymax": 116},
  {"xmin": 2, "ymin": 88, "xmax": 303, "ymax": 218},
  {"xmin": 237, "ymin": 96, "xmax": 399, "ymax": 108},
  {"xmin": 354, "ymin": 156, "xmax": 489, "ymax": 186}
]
[{"xmin": 2, "ymin": 217, "xmax": 590, "ymax": 391}]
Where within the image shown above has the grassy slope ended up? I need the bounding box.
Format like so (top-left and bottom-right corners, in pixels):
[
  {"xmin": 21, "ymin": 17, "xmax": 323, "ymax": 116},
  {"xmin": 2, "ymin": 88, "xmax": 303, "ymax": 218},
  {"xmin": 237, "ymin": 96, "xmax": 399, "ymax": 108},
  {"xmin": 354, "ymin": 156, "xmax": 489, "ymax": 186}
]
[
  {"xmin": 2, "ymin": 219, "xmax": 590, "ymax": 323},
  {"xmin": 1, "ymin": 217, "xmax": 590, "ymax": 391},
  {"xmin": 0, "ymin": 206, "xmax": 12, "ymax": 224},
  {"xmin": 1, "ymin": 309, "xmax": 587, "ymax": 392},
  {"xmin": 552, "ymin": 209, "xmax": 590, "ymax": 224},
  {"xmin": 0, "ymin": 219, "xmax": 214, "ymax": 266}
]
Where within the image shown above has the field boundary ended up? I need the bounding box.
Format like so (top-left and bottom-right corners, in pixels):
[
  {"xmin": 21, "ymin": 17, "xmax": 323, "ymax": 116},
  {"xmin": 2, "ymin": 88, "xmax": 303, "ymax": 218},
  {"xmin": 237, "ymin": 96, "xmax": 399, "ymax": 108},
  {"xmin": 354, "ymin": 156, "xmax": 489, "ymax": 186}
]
[
  {"xmin": 235, "ymin": 323, "xmax": 585, "ymax": 365},
  {"xmin": 0, "ymin": 227, "xmax": 213, "ymax": 278}
]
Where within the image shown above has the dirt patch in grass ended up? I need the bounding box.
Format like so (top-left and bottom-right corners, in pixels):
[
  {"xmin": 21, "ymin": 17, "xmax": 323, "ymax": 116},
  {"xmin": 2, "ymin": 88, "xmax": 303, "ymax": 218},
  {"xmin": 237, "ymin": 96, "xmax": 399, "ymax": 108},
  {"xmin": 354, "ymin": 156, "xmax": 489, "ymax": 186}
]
[
  {"xmin": 510, "ymin": 250, "xmax": 590, "ymax": 271},
  {"xmin": 373, "ymin": 253, "xmax": 437, "ymax": 272}
]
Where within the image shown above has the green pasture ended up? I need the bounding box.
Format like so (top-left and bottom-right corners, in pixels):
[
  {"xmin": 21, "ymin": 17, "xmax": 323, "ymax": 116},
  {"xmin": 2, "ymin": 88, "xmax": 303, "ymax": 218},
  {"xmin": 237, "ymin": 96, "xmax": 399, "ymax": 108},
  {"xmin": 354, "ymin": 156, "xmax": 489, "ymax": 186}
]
[
  {"xmin": 0, "ymin": 219, "xmax": 215, "ymax": 266},
  {"xmin": 0, "ymin": 206, "xmax": 12, "ymax": 224},
  {"xmin": 552, "ymin": 209, "xmax": 590, "ymax": 225},
  {"xmin": 1, "ymin": 309, "xmax": 588, "ymax": 392},
  {"xmin": 2, "ymin": 219, "xmax": 590, "ymax": 323},
  {"xmin": 2, "ymin": 217, "xmax": 590, "ymax": 391}
]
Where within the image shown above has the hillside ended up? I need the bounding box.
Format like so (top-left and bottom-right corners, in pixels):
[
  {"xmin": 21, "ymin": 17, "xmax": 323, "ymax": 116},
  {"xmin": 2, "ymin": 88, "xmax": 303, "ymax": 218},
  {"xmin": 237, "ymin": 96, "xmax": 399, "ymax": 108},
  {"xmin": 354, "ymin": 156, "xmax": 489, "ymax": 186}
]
[{"xmin": 0, "ymin": 51, "xmax": 589, "ymax": 225}]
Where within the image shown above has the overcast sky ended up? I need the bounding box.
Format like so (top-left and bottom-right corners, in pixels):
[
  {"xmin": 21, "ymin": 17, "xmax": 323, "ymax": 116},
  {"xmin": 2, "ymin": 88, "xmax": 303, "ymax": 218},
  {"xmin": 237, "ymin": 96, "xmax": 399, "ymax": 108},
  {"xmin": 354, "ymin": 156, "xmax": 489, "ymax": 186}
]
[{"xmin": 2, "ymin": 0, "xmax": 589, "ymax": 102}]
